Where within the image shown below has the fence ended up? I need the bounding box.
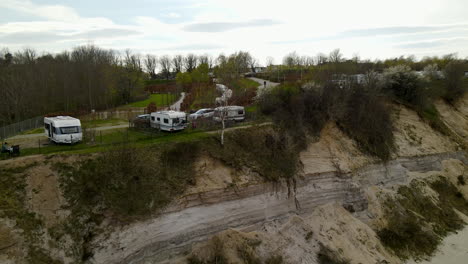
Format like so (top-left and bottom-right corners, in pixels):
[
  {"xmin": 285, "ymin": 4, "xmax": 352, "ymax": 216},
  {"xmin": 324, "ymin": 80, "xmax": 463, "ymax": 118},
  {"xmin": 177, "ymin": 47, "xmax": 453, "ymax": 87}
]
[{"xmin": 0, "ymin": 116, "xmax": 44, "ymax": 139}]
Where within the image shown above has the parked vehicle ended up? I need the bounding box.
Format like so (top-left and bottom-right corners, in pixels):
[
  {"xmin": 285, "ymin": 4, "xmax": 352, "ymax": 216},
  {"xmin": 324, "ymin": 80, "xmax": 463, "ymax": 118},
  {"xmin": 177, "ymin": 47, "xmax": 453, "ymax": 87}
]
[
  {"xmin": 213, "ymin": 106, "xmax": 245, "ymax": 122},
  {"xmin": 44, "ymin": 116, "xmax": 82, "ymax": 144},
  {"xmin": 188, "ymin": 108, "xmax": 214, "ymax": 120},
  {"xmin": 133, "ymin": 114, "xmax": 151, "ymax": 128},
  {"xmin": 150, "ymin": 111, "xmax": 187, "ymax": 131}
]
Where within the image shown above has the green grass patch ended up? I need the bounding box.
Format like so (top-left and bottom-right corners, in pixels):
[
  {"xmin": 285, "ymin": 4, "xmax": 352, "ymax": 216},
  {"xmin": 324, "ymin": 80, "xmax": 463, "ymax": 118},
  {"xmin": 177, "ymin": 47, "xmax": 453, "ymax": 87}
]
[
  {"xmin": 81, "ymin": 118, "xmax": 127, "ymax": 128},
  {"xmin": 20, "ymin": 127, "xmax": 44, "ymax": 135},
  {"xmin": 125, "ymin": 93, "xmax": 178, "ymax": 108},
  {"xmin": 378, "ymin": 177, "xmax": 468, "ymax": 260}
]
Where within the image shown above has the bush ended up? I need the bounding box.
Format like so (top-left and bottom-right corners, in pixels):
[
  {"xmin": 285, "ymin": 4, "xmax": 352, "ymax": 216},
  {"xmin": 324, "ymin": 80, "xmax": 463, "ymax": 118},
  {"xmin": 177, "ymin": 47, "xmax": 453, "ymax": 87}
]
[
  {"xmin": 443, "ymin": 61, "xmax": 468, "ymax": 103},
  {"xmin": 336, "ymin": 86, "xmax": 395, "ymax": 160},
  {"xmin": 57, "ymin": 142, "xmax": 199, "ymax": 220},
  {"xmin": 378, "ymin": 178, "xmax": 468, "ymax": 260},
  {"xmin": 317, "ymin": 245, "xmax": 349, "ymax": 264},
  {"xmin": 259, "ymin": 82, "xmax": 395, "ymax": 160},
  {"xmin": 206, "ymin": 127, "xmax": 299, "ymax": 182},
  {"xmin": 382, "ymin": 65, "xmax": 428, "ymax": 108}
]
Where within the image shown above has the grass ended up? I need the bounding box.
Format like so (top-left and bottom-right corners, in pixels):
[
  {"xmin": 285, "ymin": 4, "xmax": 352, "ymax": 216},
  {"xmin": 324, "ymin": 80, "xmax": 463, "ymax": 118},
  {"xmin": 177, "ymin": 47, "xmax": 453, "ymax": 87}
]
[
  {"xmin": 20, "ymin": 127, "xmax": 44, "ymax": 135},
  {"xmin": 81, "ymin": 118, "xmax": 127, "ymax": 128},
  {"xmin": 0, "ymin": 162, "xmax": 61, "ymax": 263},
  {"xmin": 125, "ymin": 93, "xmax": 178, "ymax": 108},
  {"xmin": 18, "ymin": 118, "xmax": 127, "ymax": 136},
  {"xmin": 19, "ymin": 128, "xmax": 211, "ymax": 156},
  {"xmin": 378, "ymin": 177, "xmax": 468, "ymax": 260}
]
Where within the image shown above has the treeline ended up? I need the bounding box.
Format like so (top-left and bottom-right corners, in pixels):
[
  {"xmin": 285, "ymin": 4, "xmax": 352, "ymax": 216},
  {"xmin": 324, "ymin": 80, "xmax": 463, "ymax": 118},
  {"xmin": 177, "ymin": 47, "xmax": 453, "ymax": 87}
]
[
  {"xmin": 259, "ymin": 60, "xmax": 468, "ymax": 160},
  {"xmin": 0, "ymin": 45, "xmax": 146, "ymax": 126},
  {"xmin": 263, "ymin": 49, "xmax": 468, "ymax": 83}
]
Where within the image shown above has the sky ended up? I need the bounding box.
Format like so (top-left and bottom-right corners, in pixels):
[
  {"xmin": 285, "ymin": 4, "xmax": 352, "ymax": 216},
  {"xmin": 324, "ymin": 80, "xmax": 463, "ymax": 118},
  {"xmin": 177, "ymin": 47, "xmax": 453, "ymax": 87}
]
[{"xmin": 1, "ymin": 0, "xmax": 467, "ymax": 65}]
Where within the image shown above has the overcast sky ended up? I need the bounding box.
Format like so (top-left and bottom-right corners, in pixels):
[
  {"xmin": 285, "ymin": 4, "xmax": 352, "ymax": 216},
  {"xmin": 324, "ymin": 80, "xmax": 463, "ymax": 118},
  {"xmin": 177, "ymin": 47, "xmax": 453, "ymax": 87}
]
[{"xmin": 1, "ymin": 0, "xmax": 467, "ymax": 64}]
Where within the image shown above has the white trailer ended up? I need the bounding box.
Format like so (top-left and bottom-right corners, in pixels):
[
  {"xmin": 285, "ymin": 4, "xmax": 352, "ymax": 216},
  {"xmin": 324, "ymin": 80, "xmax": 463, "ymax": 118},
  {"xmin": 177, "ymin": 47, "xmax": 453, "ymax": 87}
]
[
  {"xmin": 213, "ymin": 106, "xmax": 245, "ymax": 122},
  {"xmin": 44, "ymin": 116, "xmax": 82, "ymax": 144},
  {"xmin": 150, "ymin": 111, "xmax": 187, "ymax": 131}
]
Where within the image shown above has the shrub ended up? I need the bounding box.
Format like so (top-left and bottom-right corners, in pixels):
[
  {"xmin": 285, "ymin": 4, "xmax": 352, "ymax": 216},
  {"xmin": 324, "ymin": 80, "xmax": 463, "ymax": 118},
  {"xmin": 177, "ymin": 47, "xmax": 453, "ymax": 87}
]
[
  {"xmin": 205, "ymin": 127, "xmax": 299, "ymax": 182},
  {"xmin": 443, "ymin": 61, "xmax": 468, "ymax": 103},
  {"xmin": 317, "ymin": 245, "xmax": 349, "ymax": 264},
  {"xmin": 259, "ymin": 82, "xmax": 395, "ymax": 160},
  {"xmin": 57, "ymin": 142, "xmax": 199, "ymax": 220},
  {"xmin": 336, "ymin": 86, "xmax": 395, "ymax": 160},
  {"xmin": 146, "ymin": 102, "xmax": 157, "ymax": 113},
  {"xmin": 382, "ymin": 65, "xmax": 428, "ymax": 108},
  {"xmin": 378, "ymin": 178, "xmax": 467, "ymax": 259}
]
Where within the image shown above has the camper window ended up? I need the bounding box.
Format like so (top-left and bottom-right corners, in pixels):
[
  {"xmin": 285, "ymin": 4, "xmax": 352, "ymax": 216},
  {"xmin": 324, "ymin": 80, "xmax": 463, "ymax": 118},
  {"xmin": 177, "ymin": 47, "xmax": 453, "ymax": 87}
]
[
  {"xmin": 157, "ymin": 117, "xmax": 160, "ymax": 121},
  {"xmin": 173, "ymin": 118, "xmax": 180, "ymax": 124},
  {"xmin": 151, "ymin": 116, "xmax": 155, "ymax": 121},
  {"xmin": 60, "ymin": 126, "xmax": 80, "ymax": 134},
  {"xmin": 238, "ymin": 110, "xmax": 244, "ymax": 115},
  {"xmin": 163, "ymin": 118, "xmax": 169, "ymax": 124}
]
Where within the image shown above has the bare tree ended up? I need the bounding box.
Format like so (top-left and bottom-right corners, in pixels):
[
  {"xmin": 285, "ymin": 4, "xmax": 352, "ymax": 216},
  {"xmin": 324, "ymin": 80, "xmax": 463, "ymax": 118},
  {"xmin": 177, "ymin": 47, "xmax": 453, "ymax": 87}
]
[
  {"xmin": 283, "ymin": 52, "xmax": 299, "ymax": 67},
  {"xmin": 248, "ymin": 56, "xmax": 258, "ymax": 72},
  {"xmin": 172, "ymin": 54, "xmax": 183, "ymax": 73},
  {"xmin": 145, "ymin": 54, "xmax": 157, "ymax": 79},
  {"xmin": 316, "ymin": 53, "xmax": 328, "ymax": 65},
  {"xmin": 329, "ymin": 49, "xmax": 343, "ymax": 63},
  {"xmin": 185, "ymin": 54, "xmax": 198, "ymax": 72},
  {"xmin": 199, "ymin": 54, "xmax": 209, "ymax": 65},
  {"xmin": 159, "ymin": 55, "xmax": 172, "ymax": 79},
  {"xmin": 215, "ymin": 84, "xmax": 232, "ymax": 146},
  {"xmin": 266, "ymin": 56, "xmax": 274, "ymax": 67}
]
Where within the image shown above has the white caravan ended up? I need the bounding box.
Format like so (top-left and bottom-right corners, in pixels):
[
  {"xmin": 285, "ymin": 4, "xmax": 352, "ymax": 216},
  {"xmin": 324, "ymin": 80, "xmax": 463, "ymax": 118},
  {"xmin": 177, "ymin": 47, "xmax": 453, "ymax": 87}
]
[
  {"xmin": 213, "ymin": 106, "xmax": 245, "ymax": 122},
  {"xmin": 44, "ymin": 116, "xmax": 82, "ymax": 144},
  {"xmin": 150, "ymin": 111, "xmax": 187, "ymax": 131}
]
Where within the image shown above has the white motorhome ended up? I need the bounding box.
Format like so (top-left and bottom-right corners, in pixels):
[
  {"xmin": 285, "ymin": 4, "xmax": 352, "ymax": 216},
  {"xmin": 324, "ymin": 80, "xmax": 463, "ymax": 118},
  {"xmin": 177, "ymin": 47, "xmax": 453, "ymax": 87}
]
[
  {"xmin": 44, "ymin": 116, "xmax": 82, "ymax": 144},
  {"xmin": 213, "ymin": 106, "xmax": 245, "ymax": 122},
  {"xmin": 150, "ymin": 111, "xmax": 187, "ymax": 131}
]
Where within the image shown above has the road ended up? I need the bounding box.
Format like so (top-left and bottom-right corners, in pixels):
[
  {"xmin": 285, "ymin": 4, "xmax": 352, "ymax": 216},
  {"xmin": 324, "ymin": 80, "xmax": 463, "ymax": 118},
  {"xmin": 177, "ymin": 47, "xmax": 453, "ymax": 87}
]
[
  {"xmin": 167, "ymin": 92, "xmax": 185, "ymax": 111},
  {"xmin": 249, "ymin": 77, "xmax": 280, "ymax": 93}
]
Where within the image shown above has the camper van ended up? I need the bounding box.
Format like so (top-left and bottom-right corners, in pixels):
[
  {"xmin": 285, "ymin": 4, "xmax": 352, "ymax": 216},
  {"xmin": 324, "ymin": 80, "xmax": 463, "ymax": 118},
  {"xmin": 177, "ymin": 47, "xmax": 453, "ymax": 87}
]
[
  {"xmin": 150, "ymin": 111, "xmax": 187, "ymax": 131},
  {"xmin": 213, "ymin": 106, "xmax": 245, "ymax": 122},
  {"xmin": 44, "ymin": 116, "xmax": 82, "ymax": 144}
]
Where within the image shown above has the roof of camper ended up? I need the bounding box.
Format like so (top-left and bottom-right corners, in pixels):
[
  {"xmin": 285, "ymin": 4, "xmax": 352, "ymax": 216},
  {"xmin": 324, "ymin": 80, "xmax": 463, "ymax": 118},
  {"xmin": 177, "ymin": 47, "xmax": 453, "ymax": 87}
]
[
  {"xmin": 151, "ymin": 111, "xmax": 186, "ymax": 118},
  {"xmin": 44, "ymin": 116, "xmax": 81, "ymax": 125},
  {"xmin": 214, "ymin": 105, "xmax": 244, "ymax": 111}
]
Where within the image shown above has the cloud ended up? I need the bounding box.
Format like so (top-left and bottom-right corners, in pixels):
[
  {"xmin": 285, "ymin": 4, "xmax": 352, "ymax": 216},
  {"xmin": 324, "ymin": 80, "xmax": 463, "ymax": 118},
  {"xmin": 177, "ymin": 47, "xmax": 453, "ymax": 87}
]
[
  {"xmin": 183, "ymin": 19, "xmax": 281, "ymax": 32},
  {"xmin": 72, "ymin": 28, "xmax": 141, "ymax": 39},
  {"xmin": 395, "ymin": 37, "xmax": 468, "ymax": 49},
  {"xmin": 163, "ymin": 12, "xmax": 181, "ymax": 18},
  {"xmin": 0, "ymin": 31, "xmax": 63, "ymax": 44},
  {"xmin": 0, "ymin": 0, "xmax": 80, "ymax": 21},
  {"xmin": 0, "ymin": 28, "xmax": 142, "ymax": 45},
  {"xmin": 270, "ymin": 24, "xmax": 468, "ymax": 45},
  {"xmin": 165, "ymin": 43, "xmax": 224, "ymax": 50}
]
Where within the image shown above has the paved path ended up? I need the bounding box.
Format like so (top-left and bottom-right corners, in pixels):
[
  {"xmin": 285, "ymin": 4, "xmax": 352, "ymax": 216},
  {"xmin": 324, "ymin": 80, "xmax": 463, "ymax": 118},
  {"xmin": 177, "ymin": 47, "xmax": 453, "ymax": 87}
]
[
  {"xmin": 249, "ymin": 77, "xmax": 280, "ymax": 98},
  {"xmin": 167, "ymin": 92, "xmax": 185, "ymax": 111}
]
